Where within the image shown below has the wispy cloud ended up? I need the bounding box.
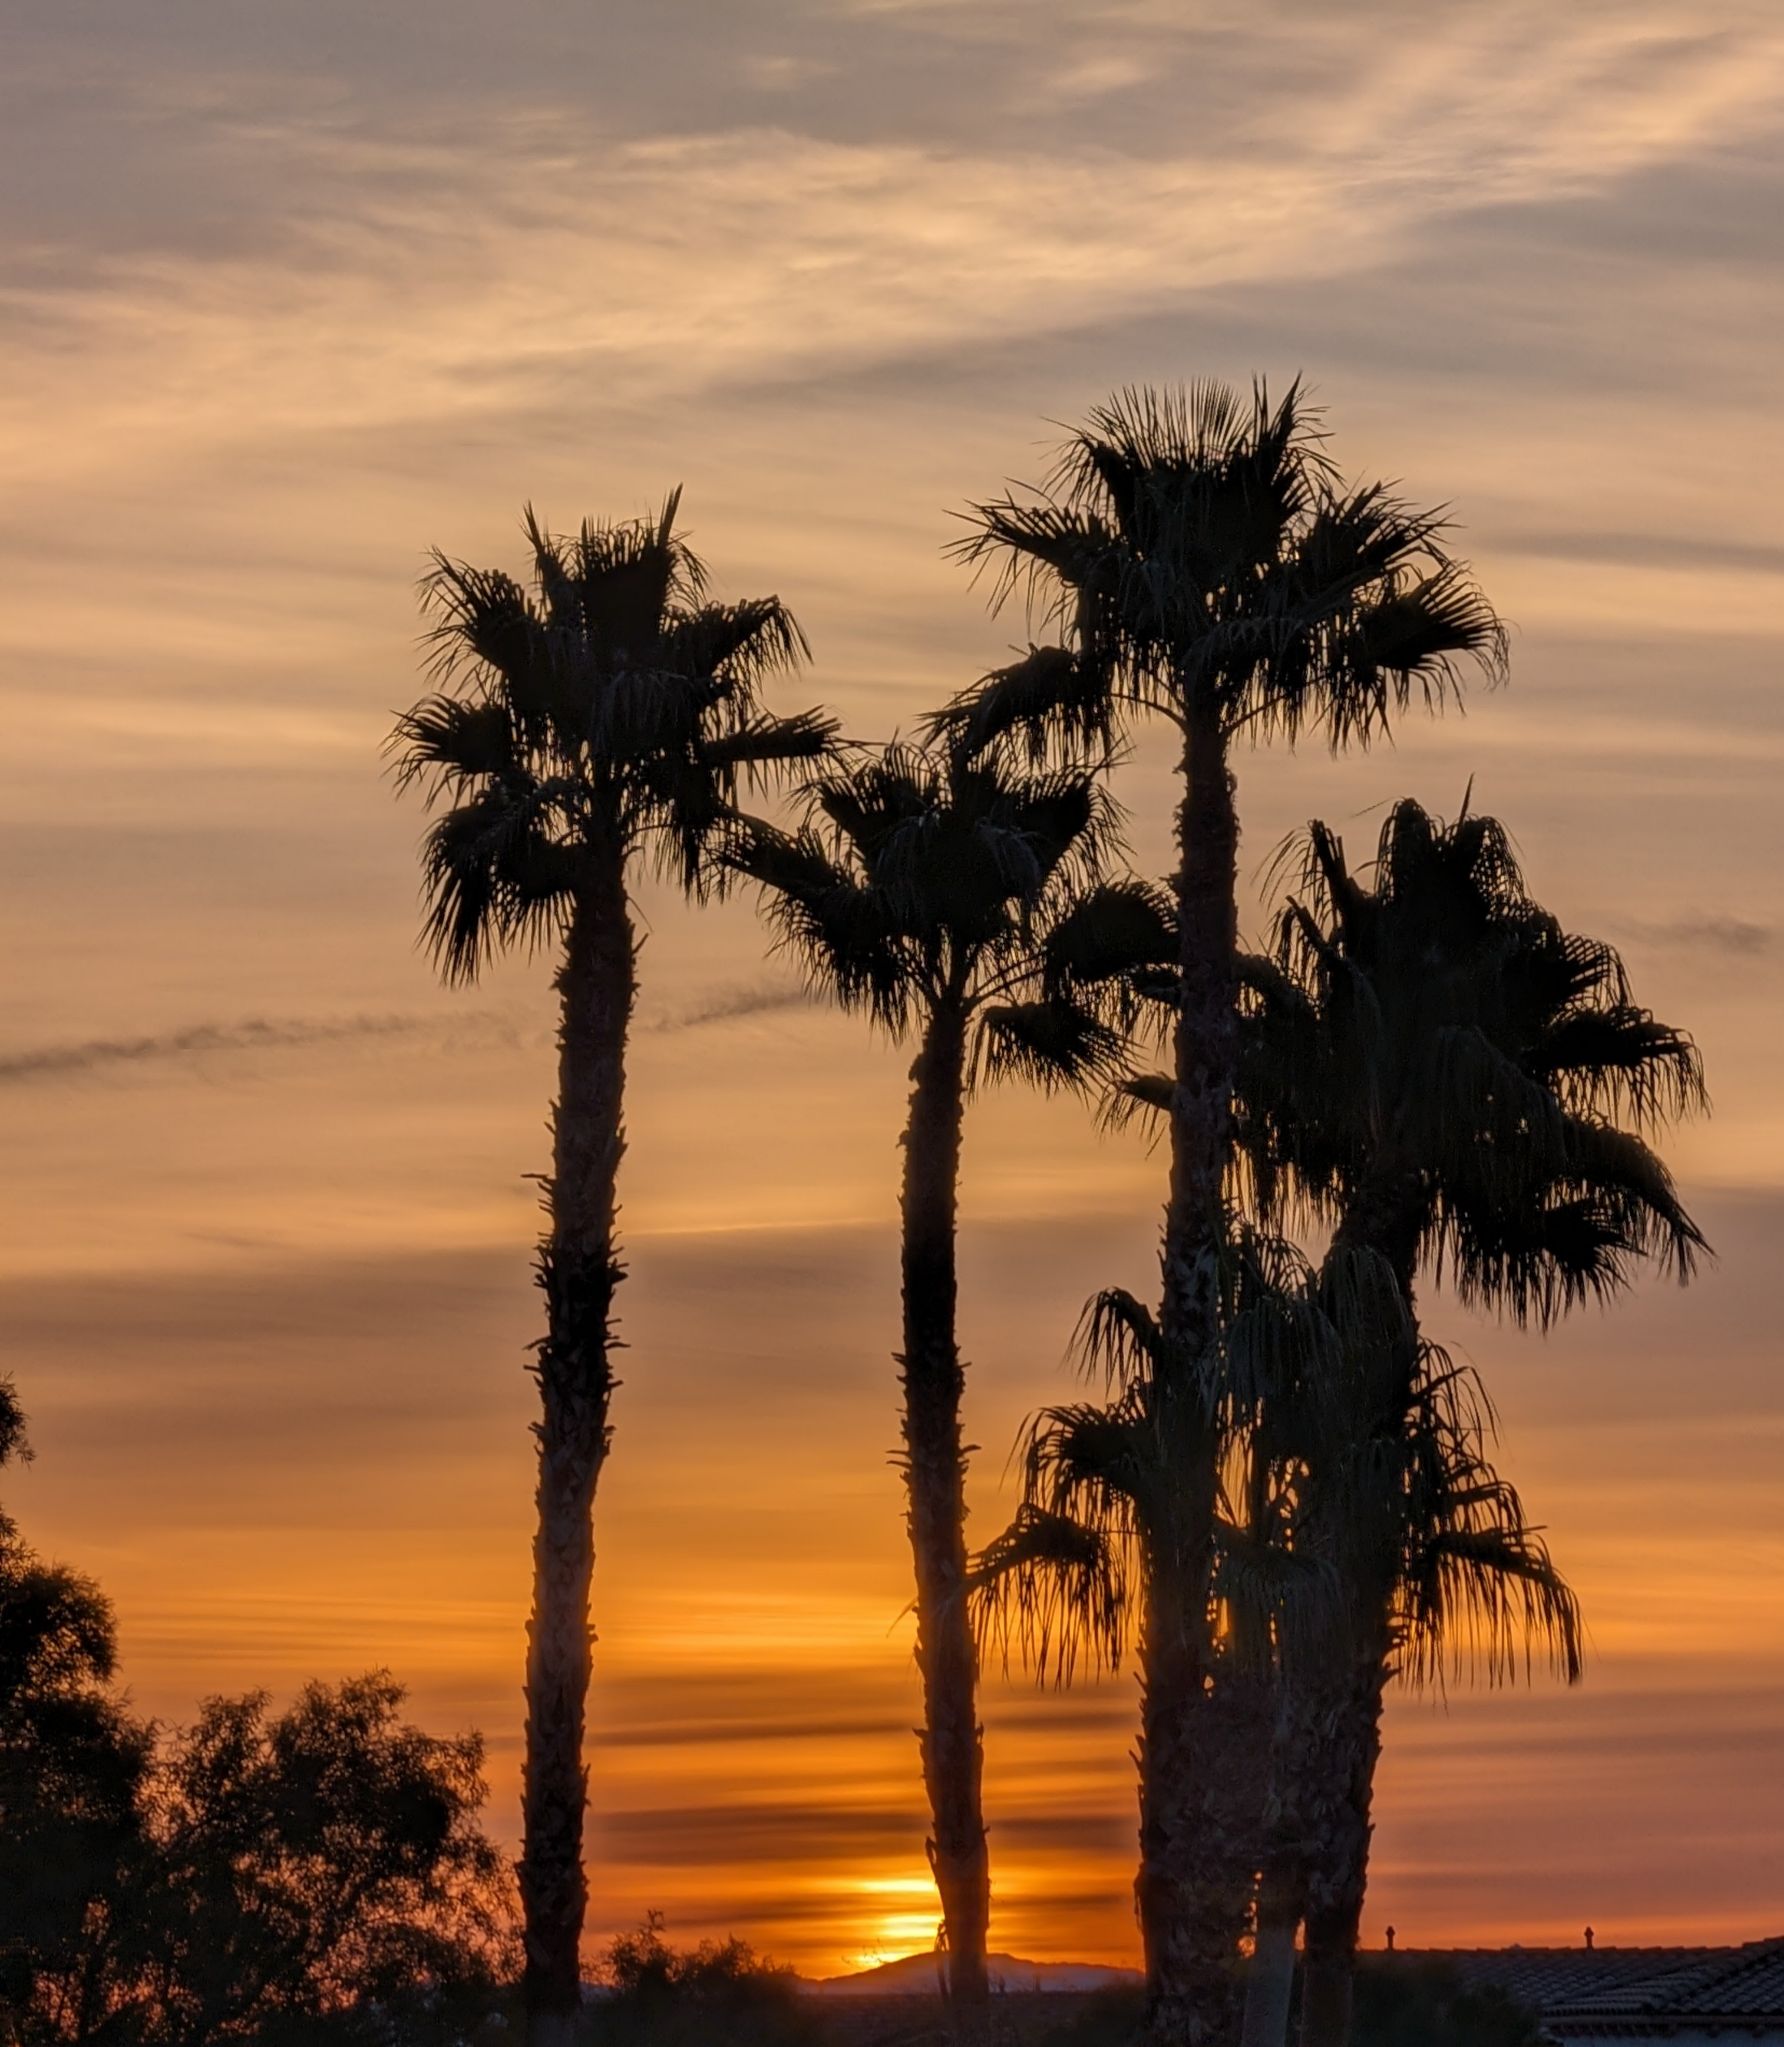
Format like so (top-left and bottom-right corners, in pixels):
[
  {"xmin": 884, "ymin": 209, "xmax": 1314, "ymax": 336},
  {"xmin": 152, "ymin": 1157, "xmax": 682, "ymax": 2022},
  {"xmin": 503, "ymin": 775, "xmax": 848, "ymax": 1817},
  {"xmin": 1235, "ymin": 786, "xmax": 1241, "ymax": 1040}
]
[
  {"xmin": 651, "ymin": 980, "xmax": 813, "ymax": 1033},
  {"xmin": 0, "ymin": 984, "xmax": 812, "ymax": 1088},
  {"xmin": 1619, "ymin": 916, "xmax": 1773, "ymax": 956},
  {"xmin": 0, "ymin": 1011, "xmax": 509, "ymax": 1087}
]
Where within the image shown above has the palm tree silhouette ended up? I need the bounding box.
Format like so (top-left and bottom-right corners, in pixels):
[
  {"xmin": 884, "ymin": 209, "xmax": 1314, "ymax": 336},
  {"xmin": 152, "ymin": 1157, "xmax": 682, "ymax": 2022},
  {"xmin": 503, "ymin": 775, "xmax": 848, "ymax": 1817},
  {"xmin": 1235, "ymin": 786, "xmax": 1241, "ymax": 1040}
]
[
  {"xmin": 1235, "ymin": 797, "xmax": 1706, "ymax": 2047},
  {"xmin": 731, "ymin": 738, "xmax": 1128, "ymax": 2023},
  {"xmin": 938, "ymin": 385, "xmax": 1503, "ymax": 2042},
  {"xmin": 391, "ymin": 495, "xmax": 831, "ymax": 2047},
  {"xmin": 1235, "ymin": 1254, "xmax": 1586, "ymax": 2047}
]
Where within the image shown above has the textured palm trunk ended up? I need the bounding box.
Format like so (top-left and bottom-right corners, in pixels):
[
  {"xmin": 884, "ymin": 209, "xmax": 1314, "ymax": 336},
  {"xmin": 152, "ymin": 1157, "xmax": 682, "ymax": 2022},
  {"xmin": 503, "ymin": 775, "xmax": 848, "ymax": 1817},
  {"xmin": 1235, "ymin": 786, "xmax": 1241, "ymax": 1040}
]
[
  {"xmin": 899, "ymin": 998, "xmax": 992, "ymax": 2027},
  {"xmin": 1241, "ymin": 1861, "xmax": 1303, "ymax": 2047},
  {"xmin": 1138, "ymin": 702, "xmax": 1251, "ymax": 2046},
  {"xmin": 521, "ymin": 847, "xmax": 634, "ymax": 2047},
  {"xmin": 1290, "ymin": 1196, "xmax": 1421, "ymax": 2047},
  {"xmin": 1295, "ymin": 1643, "xmax": 1388, "ymax": 2047}
]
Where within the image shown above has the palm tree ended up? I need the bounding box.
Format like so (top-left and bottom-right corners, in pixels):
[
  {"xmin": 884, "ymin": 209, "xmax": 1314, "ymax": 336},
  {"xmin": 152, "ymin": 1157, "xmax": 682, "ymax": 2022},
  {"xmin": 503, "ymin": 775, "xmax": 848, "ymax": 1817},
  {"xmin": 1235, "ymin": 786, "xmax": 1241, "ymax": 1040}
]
[
  {"xmin": 730, "ymin": 738, "xmax": 1128, "ymax": 2022},
  {"xmin": 973, "ymin": 1245, "xmax": 1585, "ymax": 2047},
  {"xmin": 938, "ymin": 384, "xmax": 1504, "ymax": 2042},
  {"xmin": 1233, "ymin": 797, "xmax": 1706, "ymax": 2047},
  {"xmin": 1235, "ymin": 1257, "xmax": 1586, "ymax": 2047},
  {"xmin": 391, "ymin": 495, "xmax": 831, "ymax": 2047}
]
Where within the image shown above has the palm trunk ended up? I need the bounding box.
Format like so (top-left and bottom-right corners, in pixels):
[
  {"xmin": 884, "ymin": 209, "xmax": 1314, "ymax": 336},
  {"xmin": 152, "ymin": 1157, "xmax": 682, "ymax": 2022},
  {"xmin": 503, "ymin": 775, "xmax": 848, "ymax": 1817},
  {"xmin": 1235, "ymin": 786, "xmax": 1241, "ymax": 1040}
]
[
  {"xmin": 521, "ymin": 850, "xmax": 634, "ymax": 2047},
  {"xmin": 1138, "ymin": 702, "xmax": 1250, "ymax": 2046},
  {"xmin": 1291, "ymin": 1194, "xmax": 1421, "ymax": 2047},
  {"xmin": 1296, "ymin": 1647, "xmax": 1387, "ymax": 2047},
  {"xmin": 1242, "ymin": 1861, "xmax": 1303, "ymax": 2047},
  {"xmin": 899, "ymin": 998, "xmax": 991, "ymax": 2026}
]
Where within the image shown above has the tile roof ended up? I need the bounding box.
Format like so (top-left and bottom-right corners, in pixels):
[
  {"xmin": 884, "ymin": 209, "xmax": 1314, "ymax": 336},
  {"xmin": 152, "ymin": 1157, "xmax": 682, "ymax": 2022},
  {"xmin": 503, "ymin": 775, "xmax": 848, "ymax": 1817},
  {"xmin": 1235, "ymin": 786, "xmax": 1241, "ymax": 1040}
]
[
  {"xmin": 1555, "ymin": 1939, "xmax": 1784, "ymax": 2021},
  {"xmin": 1398, "ymin": 1940, "xmax": 1784, "ymax": 2035}
]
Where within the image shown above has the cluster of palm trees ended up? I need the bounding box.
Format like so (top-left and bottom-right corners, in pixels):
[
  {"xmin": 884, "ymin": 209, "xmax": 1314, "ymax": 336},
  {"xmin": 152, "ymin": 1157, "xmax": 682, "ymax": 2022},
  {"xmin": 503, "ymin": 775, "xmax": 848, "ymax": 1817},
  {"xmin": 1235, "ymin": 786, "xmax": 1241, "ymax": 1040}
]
[{"xmin": 391, "ymin": 383, "xmax": 1705, "ymax": 2047}]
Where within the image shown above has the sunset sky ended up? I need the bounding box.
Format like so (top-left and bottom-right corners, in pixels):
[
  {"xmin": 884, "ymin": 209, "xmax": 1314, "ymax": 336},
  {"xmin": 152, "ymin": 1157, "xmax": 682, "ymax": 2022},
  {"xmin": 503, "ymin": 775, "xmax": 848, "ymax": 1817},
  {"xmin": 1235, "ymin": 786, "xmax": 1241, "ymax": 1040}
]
[{"xmin": 4, "ymin": 0, "xmax": 1783, "ymax": 1977}]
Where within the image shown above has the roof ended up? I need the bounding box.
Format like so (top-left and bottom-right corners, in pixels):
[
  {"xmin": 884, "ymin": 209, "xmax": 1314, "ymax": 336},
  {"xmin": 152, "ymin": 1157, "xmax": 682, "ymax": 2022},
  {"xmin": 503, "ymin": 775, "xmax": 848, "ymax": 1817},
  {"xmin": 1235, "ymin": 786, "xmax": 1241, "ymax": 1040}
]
[{"xmin": 1400, "ymin": 1941, "xmax": 1784, "ymax": 2037}]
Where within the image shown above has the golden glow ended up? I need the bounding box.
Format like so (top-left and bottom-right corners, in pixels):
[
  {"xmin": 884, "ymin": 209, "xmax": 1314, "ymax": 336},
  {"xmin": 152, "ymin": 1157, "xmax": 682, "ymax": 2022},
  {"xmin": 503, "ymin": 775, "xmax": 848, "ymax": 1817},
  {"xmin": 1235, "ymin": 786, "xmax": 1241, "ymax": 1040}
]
[{"xmin": 5, "ymin": 0, "xmax": 1784, "ymax": 1978}]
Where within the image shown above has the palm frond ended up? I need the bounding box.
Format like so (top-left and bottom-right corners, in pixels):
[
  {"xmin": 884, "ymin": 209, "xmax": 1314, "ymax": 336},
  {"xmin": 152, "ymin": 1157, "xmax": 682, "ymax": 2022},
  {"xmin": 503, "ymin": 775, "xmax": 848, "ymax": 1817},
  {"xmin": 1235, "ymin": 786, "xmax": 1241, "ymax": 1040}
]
[
  {"xmin": 927, "ymin": 644, "xmax": 1119, "ymax": 765},
  {"xmin": 1070, "ymin": 1286, "xmax": 1166, "ymax": 1395},
  {"xmin": 417, "ymin": 777, "xmax": 579, "ymax": 984},
  {"xmin": 973, "ymin": 999, "xmax": 1126, "ymax": 1095},
  {"xmin": 661, "ymin": 595, "xmax": 811, "ymax": 686},
  {"xmin": 969, "ymin": 1504, "xmax": 1132, "ymax": 1685},
  {"xmin": 387, "ymin": 693, "xmax": 519, "ymax": 795}
]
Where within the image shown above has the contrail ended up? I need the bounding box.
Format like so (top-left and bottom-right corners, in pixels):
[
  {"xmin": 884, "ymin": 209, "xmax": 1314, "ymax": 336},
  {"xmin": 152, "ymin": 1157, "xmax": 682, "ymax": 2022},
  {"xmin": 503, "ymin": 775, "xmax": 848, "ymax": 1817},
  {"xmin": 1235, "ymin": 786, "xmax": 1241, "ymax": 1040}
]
[
  {"xmin": 653, "ymin": 980, "xmax": 813, "ymax": 1033},
  {"xmin": 0, "ymin": 1012, "xmax": 506, "ymax": 1087},
  {"xmin": 0, "ymin": 982, "xmax": 812, "ymax": 1088}
]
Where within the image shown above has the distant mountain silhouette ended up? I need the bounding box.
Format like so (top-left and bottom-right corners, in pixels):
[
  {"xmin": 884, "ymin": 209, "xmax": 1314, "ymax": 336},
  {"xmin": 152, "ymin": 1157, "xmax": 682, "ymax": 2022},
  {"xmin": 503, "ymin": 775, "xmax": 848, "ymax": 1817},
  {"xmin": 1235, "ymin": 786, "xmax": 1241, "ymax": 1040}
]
[{"xmin": 806, "ymin": 1952, "xmax": 1141, "ymax": 1997}]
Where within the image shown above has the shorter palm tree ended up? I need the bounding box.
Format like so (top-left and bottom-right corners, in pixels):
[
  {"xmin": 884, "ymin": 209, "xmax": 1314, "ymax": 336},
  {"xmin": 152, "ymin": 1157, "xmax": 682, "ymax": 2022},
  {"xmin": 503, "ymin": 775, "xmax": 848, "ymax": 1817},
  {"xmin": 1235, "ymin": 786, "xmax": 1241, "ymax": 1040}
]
[
  {"xmin": 1240, "ymin": 1249, "xmax": 1583, "ymax": 2047},
  {"xmin": 731, "ymin": 738, "xmax": 1130, "ymax": 2020},
  {"xmin": 1232, "ymin": 797, "xmax": 1705, "ymax": 2047},
  {"xmin": 392, "ymin": 495, "xmax": 831, "ymax": 2047},
  {"xmin": 972, "ymin": 1245, "xmax": 1583, "ymax": 2047}
]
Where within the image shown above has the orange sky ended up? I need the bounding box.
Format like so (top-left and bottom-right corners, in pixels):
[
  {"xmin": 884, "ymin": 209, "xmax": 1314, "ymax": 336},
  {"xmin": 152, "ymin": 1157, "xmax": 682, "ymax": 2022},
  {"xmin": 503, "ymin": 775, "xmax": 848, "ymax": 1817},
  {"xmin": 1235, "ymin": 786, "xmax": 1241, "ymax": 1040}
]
[{"xmin": 4, "ymin": 0, "xmax": 1784, "ymax": 1978}]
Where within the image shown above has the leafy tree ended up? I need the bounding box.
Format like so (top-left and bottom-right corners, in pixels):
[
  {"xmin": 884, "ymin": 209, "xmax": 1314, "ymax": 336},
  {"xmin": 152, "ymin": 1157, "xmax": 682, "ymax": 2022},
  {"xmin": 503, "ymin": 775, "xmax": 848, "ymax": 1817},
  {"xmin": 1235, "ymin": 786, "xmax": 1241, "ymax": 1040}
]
[
  {"xmin": 1234, "ymin": 798, "xmax": 1704, "ymax": 2046},
  {"xmin": 3, "ymin": 1381, "xmax": 516, "ymax": 2046},
  {"xmin": 122, "ymin": 1674, "xmax": 514, "ymax": 2046},
  {"xmin": 392, "ymin": 495, "xmax": 831, "ymax": 2044},
  {"xmin": 0, "ymin": 1382, "xmax": 153, "ymax": 2045},
  {"xmin": 939, "ymin": 384, "xmax": 1503, "ymax": 2043},
  {"xmin": 731, "ymin": 739, "xmax": 1128, "ymax": 2018},
  {"xmin": 595, "ymin": 1916, "xmax": 821, "ymax": 2047}
]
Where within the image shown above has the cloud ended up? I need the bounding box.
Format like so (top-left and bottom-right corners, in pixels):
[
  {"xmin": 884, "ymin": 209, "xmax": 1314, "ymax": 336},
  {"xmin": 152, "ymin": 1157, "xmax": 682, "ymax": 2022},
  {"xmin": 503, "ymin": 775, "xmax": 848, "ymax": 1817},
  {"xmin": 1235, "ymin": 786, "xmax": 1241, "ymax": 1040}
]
[
  {"xmin": 0, "ymin": 982, "xmax": 811, "ymax": 1089},
  {"xmin": 9, "ymin": 11, "xmax": 1783, "ymax": 497},
  {"xmin": 0, "ymin": 1011, "xmax": 510, "ymax": 1087},
  {"xmin": 1618, "ymin": 916, "xmax": 1772, "ymax": 956},
  {"xmin": 1495, "ymin": 529, "xmax": 1784, "ymax": 578},
  {"xmin": 650, "ymin": 980, "xmax": 813, "ymax": 1033}
]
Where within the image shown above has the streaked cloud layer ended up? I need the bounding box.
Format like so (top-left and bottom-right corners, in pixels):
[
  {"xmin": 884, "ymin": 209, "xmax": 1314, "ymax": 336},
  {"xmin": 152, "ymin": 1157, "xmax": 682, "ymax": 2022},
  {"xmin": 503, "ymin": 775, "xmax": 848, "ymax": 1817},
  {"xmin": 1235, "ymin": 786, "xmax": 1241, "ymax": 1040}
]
[{"xmin": 3, "ymin": 0, "xmax": 1781, "ymax": 1973}]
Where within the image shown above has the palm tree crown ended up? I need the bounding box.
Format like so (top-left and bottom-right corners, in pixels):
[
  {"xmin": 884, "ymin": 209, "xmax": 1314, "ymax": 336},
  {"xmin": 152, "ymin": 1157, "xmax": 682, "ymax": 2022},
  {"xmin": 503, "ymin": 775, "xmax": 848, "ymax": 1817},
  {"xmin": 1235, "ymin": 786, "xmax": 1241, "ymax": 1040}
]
[
  {"xmin": 1237, "ymin": 795, "xmax": 1707, "ymax": 1317},
  {"xmin": 393, "ymin": 491, "xmax": 833, "ymax": 974},
  {"xmin": 733, "ymin": 739, "xmax": 1130, "ymax": 1081},
  {"xmin": 936, "ymin": 381, "xmax": 1505, "ymax": 761}
]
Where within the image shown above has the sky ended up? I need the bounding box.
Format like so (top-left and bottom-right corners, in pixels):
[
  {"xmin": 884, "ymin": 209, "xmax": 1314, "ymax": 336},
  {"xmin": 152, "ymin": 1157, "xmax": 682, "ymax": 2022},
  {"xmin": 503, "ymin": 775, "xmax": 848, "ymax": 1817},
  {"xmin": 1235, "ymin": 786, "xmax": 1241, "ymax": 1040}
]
[{"xmin": 3, "ymin": 0, "xmax": 1783, "ymax": 1977}]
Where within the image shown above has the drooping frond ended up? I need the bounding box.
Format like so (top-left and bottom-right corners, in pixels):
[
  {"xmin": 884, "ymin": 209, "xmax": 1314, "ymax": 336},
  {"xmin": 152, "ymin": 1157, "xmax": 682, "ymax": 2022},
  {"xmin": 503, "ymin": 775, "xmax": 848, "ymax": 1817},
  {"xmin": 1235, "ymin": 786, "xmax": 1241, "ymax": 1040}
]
[
  {"xmin": 728, "ymin": 817, "xmax": 914, "ymax": 1034},
  {"xmin": 1403, "ymin": 1519, "xmax": 1584, "ymax": 1691},
  {"xmin": 417, "ymin": 775, "xmax": 582, "ymax": 984},
  {"xmin": 1395, "ymin": 1358, "xmax": 1585, "ymax": 1692},
  {"xmin": 969, "ymin": 1504, "xmax": 1132, "ymax": 1685},
  {"xmin": 388, "ymin": 693, "xmax": 521, "ymax": 795},
  {"xmin": 1043, "ymin": 877, "xmax": 1178, "ymax": 1009},
  {"xmin": 927, "ymin": 644, "xmax": 1119, "ymax": 764},
  {"xmin": 1070, "ymin": 1287, "xmax": 1167, "ymax": 1396},
  {"xmin": 974, "ymin": 999, "xmax": 1126, "ymax": 1095}
]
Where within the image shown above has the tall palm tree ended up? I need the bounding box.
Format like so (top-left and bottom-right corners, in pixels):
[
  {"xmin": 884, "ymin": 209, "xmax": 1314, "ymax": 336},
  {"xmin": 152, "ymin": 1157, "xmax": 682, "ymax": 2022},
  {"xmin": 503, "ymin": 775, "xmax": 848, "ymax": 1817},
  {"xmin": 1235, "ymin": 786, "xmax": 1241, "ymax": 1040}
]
[
  {"xmin": 730, "ymin": 738, "xmax": 1128, "ymax": 2022},
  {"xmin": 391, "ymin": 495, "xmax": 832, "ymax": 2047},
  {"xmin": 938, "ymin": 384, "xmax": 1503, "ymax": 2042},
  {"xmin": 1233, "ymin": 797, "xmax": 1706, "ymax": 2047}
]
